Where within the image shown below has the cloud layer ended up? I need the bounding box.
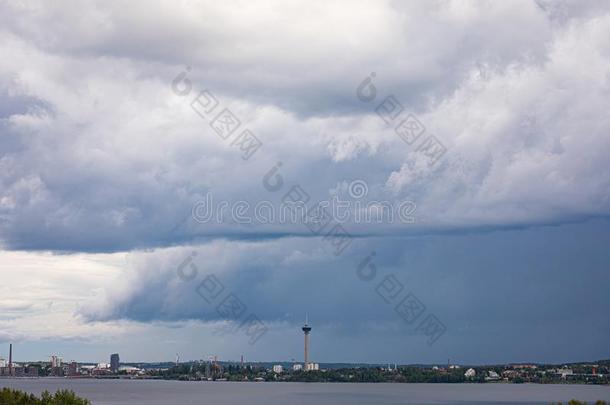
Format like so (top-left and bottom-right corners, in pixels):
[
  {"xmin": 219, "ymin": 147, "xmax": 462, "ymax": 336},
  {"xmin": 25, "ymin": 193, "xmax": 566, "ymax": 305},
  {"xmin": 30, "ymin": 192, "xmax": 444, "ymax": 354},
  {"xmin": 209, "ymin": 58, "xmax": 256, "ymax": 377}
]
[
  {"xmin": 80, "ymin": 219, "xmax": 610, "ymax": 363},
  {"xmin": 1, "ymin": 0, "xmax": 609, "ymax": 364},
  {"xmin": 1, "ymin": 0, "xmax": 610, "ymax": 251}
]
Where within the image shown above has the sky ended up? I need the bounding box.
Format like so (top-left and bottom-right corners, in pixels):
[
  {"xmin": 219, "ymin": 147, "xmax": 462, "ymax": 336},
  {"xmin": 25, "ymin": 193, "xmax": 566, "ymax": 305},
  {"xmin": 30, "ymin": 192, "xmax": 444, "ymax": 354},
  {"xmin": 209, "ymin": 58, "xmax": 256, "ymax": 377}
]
[{"xmin": 0, "ymin": 0, "xmax": 609, "ymax": 365}]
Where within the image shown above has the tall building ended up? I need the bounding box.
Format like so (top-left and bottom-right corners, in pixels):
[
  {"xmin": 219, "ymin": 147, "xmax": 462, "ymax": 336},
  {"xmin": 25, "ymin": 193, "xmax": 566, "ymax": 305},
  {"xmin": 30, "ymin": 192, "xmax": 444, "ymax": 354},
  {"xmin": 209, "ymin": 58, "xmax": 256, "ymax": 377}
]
[
  {"xmin": 302, "ymin": 314, "xmax": 312, "ymax": 368},
  {"xmin": 68, "ymin": 361, "xmax": 79, "ymax": 376},
  {"xmin": 51, "ymin": 355, "xmax": 62, "ymax": 368},
  {"xmin": 110, "ymin": 353, "xmax": 120, "ymax": 373}
]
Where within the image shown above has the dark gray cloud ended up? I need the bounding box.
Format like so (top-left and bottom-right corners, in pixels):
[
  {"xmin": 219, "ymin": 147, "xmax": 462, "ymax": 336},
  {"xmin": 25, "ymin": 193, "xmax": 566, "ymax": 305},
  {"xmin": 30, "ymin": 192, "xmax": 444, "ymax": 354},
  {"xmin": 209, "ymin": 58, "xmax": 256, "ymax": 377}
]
[{"xmin": 80, "ymin": 219, "xmax": 610, "ymax": 362}]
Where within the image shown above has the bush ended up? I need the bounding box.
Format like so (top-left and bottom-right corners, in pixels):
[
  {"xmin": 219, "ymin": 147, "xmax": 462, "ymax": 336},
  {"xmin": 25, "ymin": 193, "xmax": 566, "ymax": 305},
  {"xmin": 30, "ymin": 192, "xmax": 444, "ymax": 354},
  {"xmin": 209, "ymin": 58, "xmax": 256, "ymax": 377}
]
[{"xmin": 0, "ymin": 388, "xmax": 90, "ymax": 404}]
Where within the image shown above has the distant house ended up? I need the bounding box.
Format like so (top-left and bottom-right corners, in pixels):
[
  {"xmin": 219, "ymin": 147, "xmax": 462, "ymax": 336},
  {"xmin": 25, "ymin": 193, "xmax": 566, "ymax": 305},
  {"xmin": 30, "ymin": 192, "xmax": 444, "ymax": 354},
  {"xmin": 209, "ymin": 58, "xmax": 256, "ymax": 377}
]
[
  {"xmin": 554, "ymin": 368, "xmax": 573, "ymax": 378},
  {"xmin": 512, "ymin": 364, "xmax": 537, "ymax": 370},
  {"xmin": 464, "ymin": 368, "xmax": 476, "ymax": 378}
]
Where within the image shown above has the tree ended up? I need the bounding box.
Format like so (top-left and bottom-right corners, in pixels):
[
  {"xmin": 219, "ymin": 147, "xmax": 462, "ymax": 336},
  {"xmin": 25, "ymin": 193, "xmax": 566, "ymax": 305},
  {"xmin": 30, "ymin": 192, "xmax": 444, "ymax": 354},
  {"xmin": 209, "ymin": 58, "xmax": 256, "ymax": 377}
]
[{"xmin": 0, "ymin": 388, "xmax": 90, "ymax": 404}]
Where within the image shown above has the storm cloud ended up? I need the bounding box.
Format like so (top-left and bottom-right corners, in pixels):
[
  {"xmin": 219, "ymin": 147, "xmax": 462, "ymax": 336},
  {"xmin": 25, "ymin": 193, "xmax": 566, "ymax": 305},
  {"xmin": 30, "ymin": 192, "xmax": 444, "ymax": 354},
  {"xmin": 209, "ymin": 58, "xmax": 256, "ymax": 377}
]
[{"xmin": 1, "ymin": 0, "xmax": 609, "ymax": 363}]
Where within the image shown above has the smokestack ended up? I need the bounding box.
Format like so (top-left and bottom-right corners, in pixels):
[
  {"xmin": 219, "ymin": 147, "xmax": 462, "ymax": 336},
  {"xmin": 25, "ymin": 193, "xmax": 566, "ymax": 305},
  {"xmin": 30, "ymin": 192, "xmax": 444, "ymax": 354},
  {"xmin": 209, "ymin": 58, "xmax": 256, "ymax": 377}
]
[{"xmin": 8, "ymin": 344, "xmax": 12, "ymax": 375}]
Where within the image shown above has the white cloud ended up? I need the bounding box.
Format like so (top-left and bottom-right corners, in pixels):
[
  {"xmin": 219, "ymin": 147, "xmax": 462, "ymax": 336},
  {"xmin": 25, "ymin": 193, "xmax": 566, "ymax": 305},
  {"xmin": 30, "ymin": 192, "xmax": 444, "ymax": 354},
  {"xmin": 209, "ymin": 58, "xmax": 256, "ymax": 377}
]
[
  {"xmin": 0, "ymin": 1, "xmax": 607, "ymax": 246},
  {"xmin": 0, "ymin": 250, "xmax": 143, "ymax": 343},
  {"xmin": 397, "ymin": 12, "xmax": 610, "ymax": 226}
]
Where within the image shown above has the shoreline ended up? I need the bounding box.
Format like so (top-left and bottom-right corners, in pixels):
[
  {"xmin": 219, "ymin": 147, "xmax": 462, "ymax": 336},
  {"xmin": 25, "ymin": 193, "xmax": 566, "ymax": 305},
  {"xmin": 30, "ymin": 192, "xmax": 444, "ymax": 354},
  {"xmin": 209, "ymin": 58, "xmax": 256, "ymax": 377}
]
[{"xmin": 1, "ymin": 377, "xmax": 609, "ymax": 386}]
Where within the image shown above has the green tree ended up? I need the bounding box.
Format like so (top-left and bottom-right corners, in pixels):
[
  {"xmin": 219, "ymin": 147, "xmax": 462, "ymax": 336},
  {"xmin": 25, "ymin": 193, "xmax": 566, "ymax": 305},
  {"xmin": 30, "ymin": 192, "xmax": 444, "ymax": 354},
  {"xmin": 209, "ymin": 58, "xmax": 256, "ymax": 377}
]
[{"xmin": 0, "ymin": 388, "xmax": 90, "ymax": 405}]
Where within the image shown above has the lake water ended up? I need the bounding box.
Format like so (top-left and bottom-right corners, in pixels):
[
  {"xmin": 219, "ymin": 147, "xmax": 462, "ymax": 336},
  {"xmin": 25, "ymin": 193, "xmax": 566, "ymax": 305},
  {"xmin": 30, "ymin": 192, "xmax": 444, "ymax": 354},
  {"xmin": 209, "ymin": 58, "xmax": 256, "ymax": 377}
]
[{"xmin": 1, "ymin": 379, "xmax": 609, "ymax": 404}]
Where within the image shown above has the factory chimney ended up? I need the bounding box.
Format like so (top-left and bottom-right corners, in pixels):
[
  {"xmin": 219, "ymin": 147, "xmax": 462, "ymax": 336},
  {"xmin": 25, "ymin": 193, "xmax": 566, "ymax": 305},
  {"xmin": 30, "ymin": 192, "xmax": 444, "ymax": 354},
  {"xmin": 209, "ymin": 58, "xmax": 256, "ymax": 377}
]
[{"xmin": 8, "ymin": 343, "xmax": 12, "ymax": 376}]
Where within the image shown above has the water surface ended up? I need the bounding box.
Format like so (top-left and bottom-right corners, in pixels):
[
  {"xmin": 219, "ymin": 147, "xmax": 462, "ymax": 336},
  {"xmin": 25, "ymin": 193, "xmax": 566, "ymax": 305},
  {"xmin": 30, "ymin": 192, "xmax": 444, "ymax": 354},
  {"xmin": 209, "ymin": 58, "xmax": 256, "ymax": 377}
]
[{"xmin": 1, "ymin": 379, "xmax": 609, "ymax": 405}]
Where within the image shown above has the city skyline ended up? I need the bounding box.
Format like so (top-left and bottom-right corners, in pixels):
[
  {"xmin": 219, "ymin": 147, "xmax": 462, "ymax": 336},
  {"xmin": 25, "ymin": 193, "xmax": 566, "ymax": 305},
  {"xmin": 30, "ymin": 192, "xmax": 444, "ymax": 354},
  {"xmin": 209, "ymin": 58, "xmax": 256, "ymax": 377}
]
[{"xmin": 2, "ymin": 342, "xmax": 609, "ymax": 370}]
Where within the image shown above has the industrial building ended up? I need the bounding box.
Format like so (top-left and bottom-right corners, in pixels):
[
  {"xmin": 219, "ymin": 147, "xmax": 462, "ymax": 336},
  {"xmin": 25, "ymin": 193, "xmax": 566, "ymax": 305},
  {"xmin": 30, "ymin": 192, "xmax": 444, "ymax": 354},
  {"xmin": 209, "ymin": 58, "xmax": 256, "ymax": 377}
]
[{"xmin": 0, "ymin": 344, "xmax": 38, "ymax": 377}]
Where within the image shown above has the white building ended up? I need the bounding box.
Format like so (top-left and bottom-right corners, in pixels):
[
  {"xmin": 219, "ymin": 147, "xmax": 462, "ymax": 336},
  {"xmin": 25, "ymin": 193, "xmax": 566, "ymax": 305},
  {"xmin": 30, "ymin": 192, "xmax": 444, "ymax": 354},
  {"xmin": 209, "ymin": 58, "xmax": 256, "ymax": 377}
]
[
  {"xmin": 305, "ymin": 363, "xmax": 319, "ymax": 371},
  {"xmin": 80, "ymin": 365, "xmax": 95, "ymax": 371},
  {"xmin": 119, "ymin": 366, "xmax": 142, "ymax": 374},
  {"xmin": 386, "ymin": 363, "xmax": 398, "ymax": 372},
  {"xmin": 464, "ymin": 368, "xmax": 476, "ymax": 378},
  {"xmin": 0, "ymin": 358, "xmax": 6, "ymax": 367},
  {"xmin": 292, "ymin": 364, "xmax": 303, "ymax": 371},
  {"xmin": 50, "ymin": 356, "xmax": 62, "ymax": 368},
  {"xmin": 272, "ymin": 365, "xmax": 283, "ymax": 374}
]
